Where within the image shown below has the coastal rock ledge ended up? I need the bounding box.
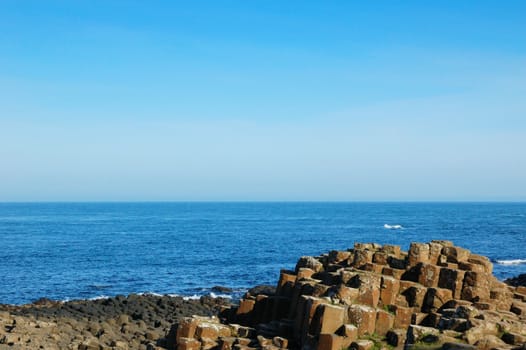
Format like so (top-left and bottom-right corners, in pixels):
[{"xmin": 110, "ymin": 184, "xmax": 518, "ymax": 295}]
[
  {"xmin": 180, "ymin": 241, "xmax": 526, "ymax": 350},
  {"xmin": 1, "ymin": 241, "xmax": 525, "ymax": 350}
]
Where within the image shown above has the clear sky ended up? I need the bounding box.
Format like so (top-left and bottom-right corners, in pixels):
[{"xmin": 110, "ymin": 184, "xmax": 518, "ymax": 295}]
[{"xmin": 1, "ymin": 1, "xmax": 525, "ymax": 201}]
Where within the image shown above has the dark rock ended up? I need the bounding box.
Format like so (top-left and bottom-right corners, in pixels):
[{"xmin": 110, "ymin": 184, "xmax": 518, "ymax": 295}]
[
  {"xmin": 247, "ymin": 285, "xmax": 276, "ymax": 297},
  {"xmin": 505, "ymin": 273, "xmax": 526, "ymax": 287},
  {"xmin": 211, "ymin": 286, "xmax": 233, "ymax": 293}
]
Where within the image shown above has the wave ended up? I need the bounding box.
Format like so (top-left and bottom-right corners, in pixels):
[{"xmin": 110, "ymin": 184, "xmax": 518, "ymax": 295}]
[
  {"xmin": 384, "ymin": 224, "xmax": 403, "ymax": 230},
  {"xmin": 495, "ymin": 259, "xmax": 526, "ymax": 266},
  {"xmin": 179, "ymin": 292, "xmax": 233, "ymax": 300}
]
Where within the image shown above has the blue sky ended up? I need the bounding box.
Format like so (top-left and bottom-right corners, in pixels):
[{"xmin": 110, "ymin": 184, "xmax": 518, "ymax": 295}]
[{"xmin": 1, "ymin": 1, "xmax": 525, "ymax": 201}]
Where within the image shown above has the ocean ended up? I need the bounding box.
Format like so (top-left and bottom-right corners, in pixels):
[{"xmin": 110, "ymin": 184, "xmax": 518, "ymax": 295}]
[{"xmin": 1, "ymin": 202, "xmax": 525, "ymax": 305}]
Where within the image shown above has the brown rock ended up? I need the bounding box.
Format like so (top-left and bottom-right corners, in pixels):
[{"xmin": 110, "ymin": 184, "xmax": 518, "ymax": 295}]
[
  {"xmin": 177, "ymin": 318, "xmax": 199, "ymax": 341},
  {"xmin": 349, "ymin": 340, "xmax": 374, "ymax": 350},
  {"xmin": 295, "ymin": 256, "xmax": 323, "ymax": 273},
  {"xmin": 380, "ymin": 276, "xmax": 400, "ymax": 306},
  {"xmin": 408, "ymin": 243, "xmax": 430, "ymax": 266},
  {"xmin": 468, "ymin": 254, "xmax": 493, "ymax": 274},
  {"xmin": 372, "ymin": 251, "xmax": 388, "ymax": 265},
  {"xmin": 329, "ymin": 250, "xmax": 351, "ymax": 264},
  {"xmin": 418, "ymin": 263, "xmax": 441, "ymax": 288},
  {"xmin": 423, "ymin": 287, "xmax": 453, "ymax": 313},
  {"xmin": 348, "ymin": 272, "xmax": 381, "ymax": 307},
  {"xmin": 277, "ymin": 270, "xmax": 297, "ymax": 296},
  {"xmin": 428, "ymin": 242, "xmax": 444, "ymax": 265},
  {"xmin": 381, "ymin": 245, "xmax": 401, "ymax": 256},
  {"xmin": 273, "ymin": 336, "xmax": 288, "ymax": 348},
  {"xmin": 317, "ymin": 334, "xmax": 345, "ymax": 350},
  {"xmin": 339, "ymin": 324, "xmax": 358, "ymax": 342},
  {"xmin": 297, "ymin": 268, "xmax": 315, "ymax": 280},
  {"xmin": 335, "ymin": 284, "xmax": 359, "ymax": 305},
  {"xmin": 406, "ymin": 325, "xmax": 440, "ymax": 344},
  {"xmin": 442, "ymin": 246, "xmax": 470, "ymax": 263},
  {"xmin": 347, "ymin": 305, "xmax": 376, "ymax": 336},
  {"xmin": 178, "ymin": 337, "xmax": 201, "ymax": 350},
  {"xmin": 196, "ymin": 322, "xmax": 219, "ymax": 340},
  {"xmin": 388, "ymin": 305, "xmax": 412, "ymax": 329},
  {"xmin": 382, "ymin": 266, "xmax": 405, "ymax": 280},
  {"xmin": 474, "ymin": 334, "xmax": 508, "ymax": 349},
  {"xmin": 315, "ymin": 304, "xmax": 346, "ymax": 334},
  {"xmin": 375, "ymin": 309, "xmax": 394, "ymax": 336},
  {"xmin": 464, "ymin": 321, "xmax": 499, "ymax": 345},
  {"xmin": 353, "ymin": 249, "xmax": 374, "ymax": 269}
]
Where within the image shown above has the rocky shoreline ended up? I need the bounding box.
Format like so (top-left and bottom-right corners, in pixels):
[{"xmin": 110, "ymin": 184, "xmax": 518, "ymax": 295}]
[
  {"xmin": 1, "ymin": 241, "xmax": 526, "ymax": 349},
  {"xmin": 0, "ymin": 294, "xmax": 231, "ymax": 349}
]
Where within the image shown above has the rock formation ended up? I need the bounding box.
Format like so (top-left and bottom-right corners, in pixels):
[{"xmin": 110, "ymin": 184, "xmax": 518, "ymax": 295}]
[
  {"xmin": 0, "ymin": 294, "xmax": 229, "ymax": 350},
  {"xmin": 176, "ymin": 241, "xmax": 526, "ymax": 350}
]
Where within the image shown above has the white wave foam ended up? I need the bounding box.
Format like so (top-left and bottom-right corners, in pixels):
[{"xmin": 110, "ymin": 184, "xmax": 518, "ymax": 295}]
[
  {"xmin": 88, "ymin": 295, "xmax": 110, "ymax": 301},
  {"xmin": 137, "ymin": 292, "xmax": 164, "ymax": 297},
  {"xmin": 495, "ymin": 259, "xmax": 526, "ymax": 266},
  {"xmin": 210, "ymin": 292, "xmax": 232, "ymax": 299},
  {"xmin": 178, "ymin": 292, "xmax": 233, "ymax": 301},
  {"xmin": 384, "ymin": 224, "xmax": 403, "ymax": 230}
]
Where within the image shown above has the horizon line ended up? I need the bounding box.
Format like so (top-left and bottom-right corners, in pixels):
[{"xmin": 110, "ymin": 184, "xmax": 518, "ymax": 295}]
[{"xmin": 1, "ymin": 200, "xmax": 526, "ymax": 204}]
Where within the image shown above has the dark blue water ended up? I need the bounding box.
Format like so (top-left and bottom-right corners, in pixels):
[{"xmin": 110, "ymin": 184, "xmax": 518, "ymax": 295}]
[{"xmin": 1, "ymin": 202, "xmax": 525, "ymax": 305}]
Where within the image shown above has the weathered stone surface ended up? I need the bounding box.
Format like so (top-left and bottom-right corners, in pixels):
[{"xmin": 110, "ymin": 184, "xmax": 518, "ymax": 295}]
[
  {"xmin": 388, "ymin": 305, "xmax": 412, "ymax": 329},
  {"xmin": 375, "ymin": 309, "xmax": 394, "ymax": 336},
  {"xmin": 372, "ymin": 251, "xmax": 388, "ymax": 265},
  {"xmin": 408, "ymin": 243, "xmax": 430, "ymax": 266},
  {"xmin": 347, "ymin": 305, "xmax": 376, "ymax": 336},
  {"xmin": 335, "ymin": 284, "xmax": 359, "ymax": 305},
  {"xmin": 353, "ymin": 249, "xmax": 374, "ymax": 269},
  {"xmin": 314, "ymin": 304, "xmax": 346, "ymax": 334},
  {"xmin": 380, "ymin": 276, "xmax": 400, "ymax": 306},
  {"xmin": 177, "ymin": 318, "xmax": 199, "ymax": 340},
  {"xmin": 382, "ymin": 266, "xmax": 405, "ymax": 280},
  {"xmin": 468, "ymin": 254, "xmax": 493, "ymax": 274},
  {"xmin": 338, "ymin": 324, "xmax": 358, "ymax": 342},
  {"xmin": 418, "ymin": 263, "xmax": 441, "ymax": 287},
  {"xmin": 423, "ymin": 287, "xmax": 453, "ymax": 313},
  {"xmin": 428, "ymin": 242, "xmax": 445, "ymax": 265},
  {"xmin": 464, "ymin": 321, "xmax": 499, "ymax": 344},
  {"xmin": 328, "ymin": 250, "xmax": 351, "ymax": 264},
  {"xmin": 317, "ymin": 334, "xmax": 345, "ymax": 350},
  {"xmin": 295, "ymin": 256, "xmax": 323, "ymax": 273},
  {"xmin": 474, "ymin": 334, "xmax": 508, "ymax": 349},
  {"xmin": 178, "ymin": 337, "xmax": 201, "ymax": 350},
  {"xmin": 296, "ymin": 268, "xmax": 315, "ymax": 280},
  {"xmin": 385, "ymin": 328, "xmax": 407, "ymax": 347},
  {"xmin": 348, "ymin": 272, "xmax": 381, "ymax": 307},
  {"xmin": 349, "ymin": 340, "xmax": 374, "ymax": 350},
  {"xmin": 236, "ymin": 299, "xmax": 256, "ymax": 316},
  {"xmin": 402, "ymin": 284, "xmax": 427, "ymax": 310},
  {"xmin": 277, "ymin": 270, "xmax": 297, "ymax": 296},
  {"xmin": 406, "ymin": 325, "xmax": 440, "ymax": 344},
  {"xmin": 381, "ymin": 244, "xmax": 401, "ymax": 256}
]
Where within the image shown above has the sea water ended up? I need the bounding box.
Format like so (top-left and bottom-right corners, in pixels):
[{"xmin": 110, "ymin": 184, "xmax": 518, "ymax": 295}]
[{"xmin": 1, "ymin": 202, "xmax": 525, "ymax": 304}]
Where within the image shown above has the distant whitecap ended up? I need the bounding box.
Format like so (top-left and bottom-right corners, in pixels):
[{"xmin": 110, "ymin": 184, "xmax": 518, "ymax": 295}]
[
  {"xmin": 384, "ymin": 224, "xmax": 403, "ymax": 230},
  {"xmin": 495, "ymin": 259, "xmax": 526, "ymax": 266}
]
